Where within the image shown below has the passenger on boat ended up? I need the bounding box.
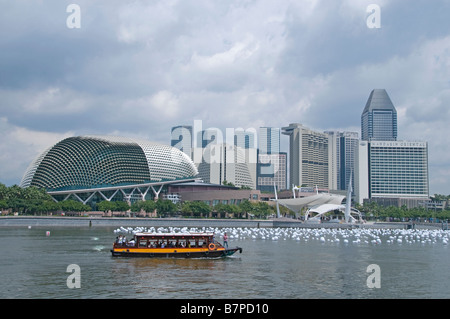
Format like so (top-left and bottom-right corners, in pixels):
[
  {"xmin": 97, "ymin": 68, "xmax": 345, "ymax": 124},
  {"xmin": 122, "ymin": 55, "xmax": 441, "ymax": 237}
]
[
  {"xmin": 223, "ymin": 233, "xmax": 228, "ymax": 248},
  {"xmin": 116, "ymin": 235, "xmax": 127, "ymax": 246}
]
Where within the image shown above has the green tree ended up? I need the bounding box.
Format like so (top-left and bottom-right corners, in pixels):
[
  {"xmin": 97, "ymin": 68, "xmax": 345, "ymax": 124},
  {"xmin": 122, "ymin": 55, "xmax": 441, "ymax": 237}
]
[
  {"xmin": 0, "ymin": 199, "xmax": 7, "ymax": 209},
  {"xmin": 115, "ymin": 201, "xmax": 130, "ymax": 212},
  {"xmin": 253, "ymin": 201, "xmax": 273, "ymax": 218},
  {"xmin": 131, "ymin": 200, "xmax": 156, "ymax": 213},
  {"xmin": 156, "ymin": 199, "xmax": 176, "ymax": 216},
  {"xmin": 97, "ymin": 200, "xmax": 116, "ymax": 212},
  {"xmin": 239, "ymin": 199, "xmax": 254, "ymax": 213},
  {"xmin": 60, "ymin": 200, "xmax": 90, "ymax": 212},
  {"xmin": 37, "ymin": 200, "xmax": 61, "ymax": 214},
  {"xmin": 181, "ymin": 201, "xmax": 211, "ymax": 217},
  {"xmin": 0, "ymin": 183, "xmax": 8, "ymax": 200}
]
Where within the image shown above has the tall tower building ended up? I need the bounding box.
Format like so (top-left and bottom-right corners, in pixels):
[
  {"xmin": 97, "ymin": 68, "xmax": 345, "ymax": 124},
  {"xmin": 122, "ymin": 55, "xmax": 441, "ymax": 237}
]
[
  {"xmin": 234, "ymin": 129, "xmax": 256, "ymax": 149},
  {"xmin": 282, "ymin": 123, "xmax": 329, "ymax": 189},
  {"xmin": 196, "ymin": 143, "xmax": 257, "ymax": 189},
  {"xmin": 196, "ymin": 128, "xmax": 222, "ymax": 148},
  {"xmin": 361, "ymin": 89, "xmax": 397, "ymax": 141},
  {"xmin": 171, "ymin": 125, "xmax": 193, "ymax": 158},
  {"xmin": 257, "ymin": 127, "xmax": 286, "ymax": 191},
  {"xmin": 259, "ymin": 127, "xmax": 280, "ymax": 154},
  {"xmin": 325, "ymin": 131, "xmax": 359, "ymax": 191}
]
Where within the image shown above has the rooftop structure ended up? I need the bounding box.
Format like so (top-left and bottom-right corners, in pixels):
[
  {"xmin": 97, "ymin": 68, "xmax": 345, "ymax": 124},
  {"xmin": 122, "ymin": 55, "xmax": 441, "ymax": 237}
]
[
  {"xmin": 20, "ymin": 135, "xmax": 198, "ymax": 205},
  {"xmin": 361, "ymin": 89, "xmax": 398, "ymax": 141}
]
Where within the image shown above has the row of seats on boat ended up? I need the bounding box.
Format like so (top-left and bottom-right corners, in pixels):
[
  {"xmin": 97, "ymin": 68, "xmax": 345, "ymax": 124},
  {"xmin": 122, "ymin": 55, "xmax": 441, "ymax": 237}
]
[{"xmin": 115, "ymin": 236, "xmax": 212, "ymax": 248}]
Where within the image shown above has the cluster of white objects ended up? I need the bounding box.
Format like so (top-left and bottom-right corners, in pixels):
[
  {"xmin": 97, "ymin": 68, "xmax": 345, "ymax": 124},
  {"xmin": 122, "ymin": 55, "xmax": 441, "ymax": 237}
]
[{"xmin": 113, "ymin": 226, "xmax": 450, "ymax": 245}]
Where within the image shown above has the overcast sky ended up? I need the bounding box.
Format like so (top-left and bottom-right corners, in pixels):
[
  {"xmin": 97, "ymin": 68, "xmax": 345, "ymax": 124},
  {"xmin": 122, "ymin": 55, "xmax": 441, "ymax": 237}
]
[{"xmin": 1, "ymin": 0, "xmax": 450, "ymax": 195}]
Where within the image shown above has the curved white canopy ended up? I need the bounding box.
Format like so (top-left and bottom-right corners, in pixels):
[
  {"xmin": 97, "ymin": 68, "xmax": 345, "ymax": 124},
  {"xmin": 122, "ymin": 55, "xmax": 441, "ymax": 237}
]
[
  {"xmin": 305, "ymin": 203, "xmax": 364, "ymax": 223},
  {"xmin": 308, "ymin": 204, "xmax": 345, "ymax": 215},
  {"xmin": 277, "ymin": 193, "xmax": 345, "ymax": 214}
]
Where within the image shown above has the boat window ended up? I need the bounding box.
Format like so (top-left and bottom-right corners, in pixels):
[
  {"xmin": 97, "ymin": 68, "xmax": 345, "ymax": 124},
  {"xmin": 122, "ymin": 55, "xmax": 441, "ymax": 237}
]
[
  {"xmin": 188, "ymin": 239, "xmax": 198, "ymax": 247},
  {"xmin": 139, "ymin": 239, "xmax": 147, "ymax": 247},
  {"xmin": 168, "ymin": 240, "xmax": 176, "ymax": 247}
]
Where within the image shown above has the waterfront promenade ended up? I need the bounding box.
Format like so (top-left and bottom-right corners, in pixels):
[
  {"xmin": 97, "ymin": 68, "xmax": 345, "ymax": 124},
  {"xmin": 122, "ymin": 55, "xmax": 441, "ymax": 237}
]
[{"xmin": 0, "ymin": 216, "xmax": 442, "ymax": 229}]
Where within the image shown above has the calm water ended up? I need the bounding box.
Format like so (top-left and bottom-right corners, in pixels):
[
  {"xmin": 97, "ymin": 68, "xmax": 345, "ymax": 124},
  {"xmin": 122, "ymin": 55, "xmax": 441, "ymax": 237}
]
[{"xmin": 0, "ymin": 226, "xmax": 449, "ymax": 299}]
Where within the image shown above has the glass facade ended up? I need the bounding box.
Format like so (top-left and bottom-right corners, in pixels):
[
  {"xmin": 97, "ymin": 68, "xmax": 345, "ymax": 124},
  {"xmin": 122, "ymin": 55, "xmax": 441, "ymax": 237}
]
[{"xmin": 361, "ymin": 89, "xmax": 397, "ymax": 141}]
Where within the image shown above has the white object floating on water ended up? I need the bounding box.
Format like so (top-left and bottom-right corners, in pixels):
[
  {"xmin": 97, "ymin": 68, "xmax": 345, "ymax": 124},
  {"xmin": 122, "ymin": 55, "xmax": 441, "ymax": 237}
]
[{"xmin": 110, "ymin": 225, "xmax": 450, "ymax": 248}]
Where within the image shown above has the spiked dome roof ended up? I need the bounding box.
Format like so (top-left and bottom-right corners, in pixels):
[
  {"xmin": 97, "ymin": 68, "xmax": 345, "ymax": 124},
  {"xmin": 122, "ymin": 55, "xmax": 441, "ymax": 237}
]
[{"xmin": 20, "ymin": 135, "xmax": 198, "ymax": 191}]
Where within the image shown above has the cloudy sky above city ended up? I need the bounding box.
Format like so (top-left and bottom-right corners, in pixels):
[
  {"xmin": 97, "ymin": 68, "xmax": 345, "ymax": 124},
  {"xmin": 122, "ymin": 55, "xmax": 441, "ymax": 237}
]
[{"xmin": 1, "ymin": 0, "xmax": 450, "ymax": 195}]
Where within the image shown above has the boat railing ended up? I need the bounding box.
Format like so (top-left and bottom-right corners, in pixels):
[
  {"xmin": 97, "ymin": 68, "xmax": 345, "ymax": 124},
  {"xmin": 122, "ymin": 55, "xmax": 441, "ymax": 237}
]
[{"xmin": 113, "ymin": 240, "xmax": 223, "ymax": 250}]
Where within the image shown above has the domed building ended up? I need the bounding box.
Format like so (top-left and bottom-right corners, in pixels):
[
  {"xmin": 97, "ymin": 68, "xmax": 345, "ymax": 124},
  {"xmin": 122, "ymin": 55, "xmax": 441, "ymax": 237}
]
[{"xmin": 20, "ymin": 135, "xmax": 198, "ymax": 206}]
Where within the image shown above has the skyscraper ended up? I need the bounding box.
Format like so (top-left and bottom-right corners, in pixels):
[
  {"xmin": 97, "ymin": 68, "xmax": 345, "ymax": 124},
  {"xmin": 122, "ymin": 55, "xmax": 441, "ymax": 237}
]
[
  {"xmin": 257, "ymin": 127, "xmax": 286, "ymax": 191},
  {"xmin": 195, "ymin": 143, "xmax": 257, "ymax": 189},
  {"xmin": 361, "ymin": 89, "xmax": 397, "ymax": 141},
  {"xmin": 171, "ymin": 125, "xmax": 193, "ymax": 158},
  {"xmin": 282, "ymin": 123, "xmax": 329, "ymax": 189},
  {"xmin": 325, "ymin": 131, "xmax": 359, "ymax": 191},
  {"xmin": 259, "ymin": 127, "xmax": 280, "ymax": 154}
]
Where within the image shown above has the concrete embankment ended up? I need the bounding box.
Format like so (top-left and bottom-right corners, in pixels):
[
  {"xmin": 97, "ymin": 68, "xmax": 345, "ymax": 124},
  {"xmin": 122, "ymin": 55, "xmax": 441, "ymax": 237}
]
[
  {"xmin": 0, "ymin": 216, "xmax": 274, "ymax": 228},
  {"xmin": 0, "ymin": 216, "xmax": 430, "ymax": 229}
]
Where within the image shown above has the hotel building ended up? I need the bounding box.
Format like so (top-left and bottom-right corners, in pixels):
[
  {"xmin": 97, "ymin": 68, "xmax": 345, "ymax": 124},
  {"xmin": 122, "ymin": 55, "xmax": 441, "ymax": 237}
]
[{"xmin": 355, "ymin": 140, "xmax": 429, "ymax": 206}]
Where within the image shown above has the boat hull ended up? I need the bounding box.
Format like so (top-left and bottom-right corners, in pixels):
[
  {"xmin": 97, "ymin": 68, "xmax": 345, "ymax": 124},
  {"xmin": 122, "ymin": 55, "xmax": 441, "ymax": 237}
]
[{"xmin": 110, "ymin": 247, "xmax": 242, "ymax": 258}]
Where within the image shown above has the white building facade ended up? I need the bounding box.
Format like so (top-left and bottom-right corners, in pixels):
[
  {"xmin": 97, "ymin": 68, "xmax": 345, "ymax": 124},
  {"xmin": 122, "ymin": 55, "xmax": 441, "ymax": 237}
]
[{"xmin": 355, "ymin": 140, "xmax": 429, "ymax": 204}]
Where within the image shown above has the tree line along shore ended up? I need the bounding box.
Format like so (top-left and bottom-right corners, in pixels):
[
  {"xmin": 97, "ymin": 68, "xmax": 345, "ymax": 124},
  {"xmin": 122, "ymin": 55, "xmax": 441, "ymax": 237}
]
[{"xmin": 1, "ymin": 183, "xmax": 450, "ymax": 222}]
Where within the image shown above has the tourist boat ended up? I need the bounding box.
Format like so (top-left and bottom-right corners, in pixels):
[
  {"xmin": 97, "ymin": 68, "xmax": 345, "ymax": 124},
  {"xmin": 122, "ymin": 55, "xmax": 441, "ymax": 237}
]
[{"xmin": 111, "ymin": 232, "xmax": 242, "ymax": 258}]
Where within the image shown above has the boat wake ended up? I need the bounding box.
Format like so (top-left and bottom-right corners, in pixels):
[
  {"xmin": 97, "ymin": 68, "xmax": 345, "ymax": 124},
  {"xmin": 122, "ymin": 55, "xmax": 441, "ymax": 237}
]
[{"xmin": 93, "ymin": 245, "xmax": 105, "ymax": 251}]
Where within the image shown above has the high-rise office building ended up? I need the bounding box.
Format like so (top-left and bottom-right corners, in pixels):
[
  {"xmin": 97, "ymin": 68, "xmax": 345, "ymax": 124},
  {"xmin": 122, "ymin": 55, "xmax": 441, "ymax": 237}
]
[
  {"xmin": 325, "ymin": 131, "xmax": 359, "ymax": 191},
  {"xmin": 192, "ymin": 127, "xmax": 257, "ymax": 188},
  {"xmin": 196, "ymin": 128, "xmax": 222, "ymax": 148},
  {"xmin": 195, "ymin": 143, "xmax": 257, "ymax": 189},
  {"xmin": 257, "ymin": 127, "xmax": 286, "ymax": 191},
  {"xmin": 171, "ymin": 125, "xmax": 193, "ymax": 158},
  {"xmin": 361, "ymin": 89, "xmax": 397, "ymax": 141},
  {"xmin": 357, "ymin": 89, "xmax": 429, "ymax": 208},
  {"xmin": 257, "ymin": 152, "xmax": 287, "ymax": 192},
  {"xmin": 234, "ymin": 129, "xmax": 257, "ymax": 149},
  {"xmin": 282, "ymin": 123, "xmax": 329, "ymax": 189},
  {"xmin": 259, "ymin": 127, "xmax": 280, "ymax": 154}
]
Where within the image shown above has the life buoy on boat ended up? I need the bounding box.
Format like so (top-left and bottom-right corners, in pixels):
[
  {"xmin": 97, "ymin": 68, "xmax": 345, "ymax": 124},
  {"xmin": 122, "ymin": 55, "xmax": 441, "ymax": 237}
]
[{"xmin": 208, "ymin": 243, "xmax": 216, "ymax": 250}]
